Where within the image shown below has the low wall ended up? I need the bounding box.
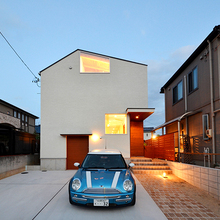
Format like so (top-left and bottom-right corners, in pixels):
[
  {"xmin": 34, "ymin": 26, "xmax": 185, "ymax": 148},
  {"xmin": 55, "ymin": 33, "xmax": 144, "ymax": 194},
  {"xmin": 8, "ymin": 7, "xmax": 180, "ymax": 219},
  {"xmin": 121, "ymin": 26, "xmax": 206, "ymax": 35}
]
[
  {"xmin": 168, "ymin": 161, "xmax": 220, "ymax": 200},
  {"xmin": 0, "ymin": 155, "xmax": 27, "ymax": 179},
  {"xmin": 0, "ymin": 154, "xmax": 40, "ymax": 180}
]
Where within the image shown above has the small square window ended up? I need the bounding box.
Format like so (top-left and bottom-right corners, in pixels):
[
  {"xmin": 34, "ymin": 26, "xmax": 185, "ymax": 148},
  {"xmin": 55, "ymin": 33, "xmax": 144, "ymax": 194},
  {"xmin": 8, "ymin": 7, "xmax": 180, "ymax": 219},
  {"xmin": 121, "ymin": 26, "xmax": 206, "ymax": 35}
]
[{"xmin": 105, "ymin": 114, "xmax": 127, "ymax": 134}]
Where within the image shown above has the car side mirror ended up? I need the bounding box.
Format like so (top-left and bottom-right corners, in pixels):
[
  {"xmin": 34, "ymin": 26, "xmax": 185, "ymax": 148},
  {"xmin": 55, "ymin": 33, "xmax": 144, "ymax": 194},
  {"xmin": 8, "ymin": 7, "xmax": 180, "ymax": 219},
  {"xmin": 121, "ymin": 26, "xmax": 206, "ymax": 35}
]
[
  {"xmin": 74, "ymin": 162, "xmax": 80, "ymax": 167},
  {"xmin": 129, "ymin": 163, "xmax": 135, "ymax": 168}
]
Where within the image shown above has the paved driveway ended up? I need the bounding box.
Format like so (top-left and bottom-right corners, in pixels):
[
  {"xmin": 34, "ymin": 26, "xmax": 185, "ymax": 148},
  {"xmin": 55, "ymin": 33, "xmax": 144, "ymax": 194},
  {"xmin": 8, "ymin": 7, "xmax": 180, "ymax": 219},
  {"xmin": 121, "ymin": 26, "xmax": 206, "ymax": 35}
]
[{"xmin": 0, "ymin": 171, "xmax": 167, "ymax": 220}]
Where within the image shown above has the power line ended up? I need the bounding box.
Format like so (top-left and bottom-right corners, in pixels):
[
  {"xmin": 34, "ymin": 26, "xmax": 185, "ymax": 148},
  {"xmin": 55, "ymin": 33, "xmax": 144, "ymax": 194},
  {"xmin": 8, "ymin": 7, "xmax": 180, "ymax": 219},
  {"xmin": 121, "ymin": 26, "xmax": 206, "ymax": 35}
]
[{"xmin": 0, "ymin": 31, "xmax": 40, "ymax": 86}]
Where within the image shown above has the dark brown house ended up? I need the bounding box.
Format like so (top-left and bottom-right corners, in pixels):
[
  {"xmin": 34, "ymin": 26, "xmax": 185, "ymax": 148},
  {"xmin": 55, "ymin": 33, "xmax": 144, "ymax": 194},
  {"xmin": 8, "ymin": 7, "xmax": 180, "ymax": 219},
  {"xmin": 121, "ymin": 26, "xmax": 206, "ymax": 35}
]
[
  {"xmin": 157, "ymin": 25, "xmax": 220, "ymax": 167},
  {"xmin": 0, "ymin": 99, "xmax": 39, "ymax": 156}
]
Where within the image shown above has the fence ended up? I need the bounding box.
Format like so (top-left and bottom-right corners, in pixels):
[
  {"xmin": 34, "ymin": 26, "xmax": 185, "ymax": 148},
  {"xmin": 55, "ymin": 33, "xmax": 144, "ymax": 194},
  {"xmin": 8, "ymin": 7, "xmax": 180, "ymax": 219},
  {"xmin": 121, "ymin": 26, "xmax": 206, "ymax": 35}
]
[{"xmin": 144, "ymin": 133, "xmax": 175, "ymax": 161}]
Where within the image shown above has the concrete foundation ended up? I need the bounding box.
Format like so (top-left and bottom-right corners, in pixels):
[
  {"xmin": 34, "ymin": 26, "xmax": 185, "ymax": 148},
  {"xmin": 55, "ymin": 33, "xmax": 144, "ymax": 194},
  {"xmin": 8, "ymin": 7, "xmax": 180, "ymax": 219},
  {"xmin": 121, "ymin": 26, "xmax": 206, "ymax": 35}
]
[{"xmin": 40, "ymin": 158, "xmax": 66, "ymax": 170}]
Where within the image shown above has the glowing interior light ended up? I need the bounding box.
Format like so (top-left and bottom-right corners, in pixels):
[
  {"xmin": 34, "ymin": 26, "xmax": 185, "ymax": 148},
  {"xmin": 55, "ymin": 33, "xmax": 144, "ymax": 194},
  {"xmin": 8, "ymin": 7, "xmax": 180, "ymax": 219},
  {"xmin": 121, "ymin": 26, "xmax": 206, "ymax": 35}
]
[
  {"xmin": 80, "ymin": 53, "xmax": 110, "ymax": 73},
  {"xmin": 105, "ymin": 114, "xmax": 127, "ymax": 134},
  {"xmin": 163, "ymin": 172, "xmax": 166, "ymax": 177},
  {"xmin": 135, "ymin": 116, "xmax": 139, "ymax": 119}
]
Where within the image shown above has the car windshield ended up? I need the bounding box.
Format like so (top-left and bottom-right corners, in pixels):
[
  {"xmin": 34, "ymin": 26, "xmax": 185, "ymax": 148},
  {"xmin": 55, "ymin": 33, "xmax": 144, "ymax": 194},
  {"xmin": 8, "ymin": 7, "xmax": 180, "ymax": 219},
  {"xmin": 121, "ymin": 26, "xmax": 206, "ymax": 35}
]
[{"xmin": 81, "ymin": 154, "xmax": 127, "ymax": 169}]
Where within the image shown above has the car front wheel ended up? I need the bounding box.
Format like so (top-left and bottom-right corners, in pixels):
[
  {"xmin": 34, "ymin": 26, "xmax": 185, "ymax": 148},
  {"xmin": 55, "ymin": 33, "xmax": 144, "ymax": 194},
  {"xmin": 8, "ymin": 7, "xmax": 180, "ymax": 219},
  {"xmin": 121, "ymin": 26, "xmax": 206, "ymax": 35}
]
[{"xmin": 129, "ymin": 191, "xmax": 136, "ymax": 206}]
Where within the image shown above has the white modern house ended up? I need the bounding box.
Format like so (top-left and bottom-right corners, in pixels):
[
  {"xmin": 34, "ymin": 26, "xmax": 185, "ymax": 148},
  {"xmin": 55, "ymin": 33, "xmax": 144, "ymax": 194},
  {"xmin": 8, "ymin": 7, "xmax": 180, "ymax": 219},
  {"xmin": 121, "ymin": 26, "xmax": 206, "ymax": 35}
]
[
  {"xmin": 143, "ymin": 127, "xmax": 154, "ymax": 140},
  {"xmin": 40, "ymin": 49, "xmax": 154, "ymax": 170}
]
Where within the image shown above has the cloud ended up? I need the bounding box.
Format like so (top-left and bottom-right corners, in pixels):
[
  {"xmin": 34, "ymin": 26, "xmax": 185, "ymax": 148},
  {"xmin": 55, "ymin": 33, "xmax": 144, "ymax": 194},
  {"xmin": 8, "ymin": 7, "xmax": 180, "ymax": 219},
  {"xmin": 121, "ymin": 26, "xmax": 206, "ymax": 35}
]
[
  {"xmin": 123, "ymin": 10, "xmax": 130, "ymax": 19},
  {"xmin": 141, "ymin": 29, "xmax": 146, "ymax": 36},
  {"xmin": 0, "ymin": 5, "xmax": 26, "ymax": 33},
  {"xmin": 171, "ymin": 45, "xmax": 196, "ymax": 60},
  {"xmin": 144, "ymin": 45, "xmax": 196, "ymax": 129}
]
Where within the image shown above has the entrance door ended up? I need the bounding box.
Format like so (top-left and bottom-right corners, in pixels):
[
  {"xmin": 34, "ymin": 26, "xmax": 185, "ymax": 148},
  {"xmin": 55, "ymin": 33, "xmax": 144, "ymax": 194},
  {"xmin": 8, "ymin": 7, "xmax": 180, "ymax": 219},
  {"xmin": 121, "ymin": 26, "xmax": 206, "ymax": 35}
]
[
  {"xmin": 130, "ymin": 121, "xmax": 144, "ymax": 157},
  {"xmin": 67, "ymin": 136, "xmax": 89, "ymax": 169}
]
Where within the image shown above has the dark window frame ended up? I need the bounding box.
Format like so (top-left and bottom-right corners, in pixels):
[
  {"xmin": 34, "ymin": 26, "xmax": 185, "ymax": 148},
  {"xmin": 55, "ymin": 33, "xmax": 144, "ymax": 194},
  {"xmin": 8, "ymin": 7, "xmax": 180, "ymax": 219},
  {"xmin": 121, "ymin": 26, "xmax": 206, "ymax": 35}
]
[
  {"xmin": 202, "ymin": 114, "xmax": 209, "ymax": 140},
  {"xmin": 188, "ymin": 66, "xmax": 198, "ymax": 94},
  {"xmin": 13, "ymin": 110, "xmax": 17, "ymax": 118},
  {"xmin": 172, "ymin": 80, "xmax": 183, "ymax": 105}
]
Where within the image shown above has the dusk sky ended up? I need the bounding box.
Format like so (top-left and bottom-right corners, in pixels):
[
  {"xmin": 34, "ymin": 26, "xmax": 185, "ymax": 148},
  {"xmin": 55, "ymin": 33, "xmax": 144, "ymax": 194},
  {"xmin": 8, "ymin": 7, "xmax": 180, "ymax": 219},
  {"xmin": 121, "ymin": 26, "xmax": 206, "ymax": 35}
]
[{"xmin": 1, "ymin": 0, "xmax": 220, "ymax": 130}]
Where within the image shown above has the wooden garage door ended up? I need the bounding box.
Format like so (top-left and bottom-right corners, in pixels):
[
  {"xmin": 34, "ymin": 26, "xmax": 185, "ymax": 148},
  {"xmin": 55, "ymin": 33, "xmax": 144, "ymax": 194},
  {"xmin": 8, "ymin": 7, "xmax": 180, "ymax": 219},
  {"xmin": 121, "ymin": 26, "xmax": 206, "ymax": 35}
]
[
  {"xmin": 67, "ymin": 136, "xmax": 89, "ymax": 169},
  {"xmin": 130, "ymin": 121, "xmax": 144, "ymax": 157}
]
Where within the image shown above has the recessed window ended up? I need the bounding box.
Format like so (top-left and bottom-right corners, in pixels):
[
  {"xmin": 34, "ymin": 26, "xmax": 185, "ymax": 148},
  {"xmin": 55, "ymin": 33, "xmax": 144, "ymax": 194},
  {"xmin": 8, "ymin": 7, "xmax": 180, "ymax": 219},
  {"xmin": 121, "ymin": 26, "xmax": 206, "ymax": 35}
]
[
  {"xmin": 13, "ymin": 110, "xmax": 17, "ymax": 118},
  {"xmin": 80, "ymin": 52, "xmax": 110, "ymax": 73},
  {"xmin": 105, "ymin": 114, "xmax": 127, "ymax": 134},
  {"xmin": 202, "ymin": 114, "xmax": 209, "ymax": 140},
  {"xmin": 173, "ymin": 81, "xmax": 183, "ymax": 104},
  {"xmin": 188, "ymin": 67, "xmax": 198, "ymax": 93}
]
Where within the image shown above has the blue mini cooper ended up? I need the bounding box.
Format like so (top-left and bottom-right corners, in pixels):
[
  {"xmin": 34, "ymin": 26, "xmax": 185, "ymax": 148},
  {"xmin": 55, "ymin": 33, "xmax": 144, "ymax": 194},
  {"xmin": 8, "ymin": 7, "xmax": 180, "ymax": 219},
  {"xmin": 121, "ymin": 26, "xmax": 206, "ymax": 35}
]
[{"xmin": 69, "ymin": 149, "xmax": 136, "ymax": 207}]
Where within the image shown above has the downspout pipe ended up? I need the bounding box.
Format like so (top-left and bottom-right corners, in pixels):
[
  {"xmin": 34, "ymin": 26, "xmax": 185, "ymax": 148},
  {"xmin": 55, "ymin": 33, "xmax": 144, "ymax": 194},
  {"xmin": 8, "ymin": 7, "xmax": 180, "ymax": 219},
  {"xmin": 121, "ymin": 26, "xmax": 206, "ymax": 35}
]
[
  {"xmin": 184, "ymin": 75, "xmax": 189, "ymax": 138},
  {"xmin": 208, "ymin": 40, "xmax": 216, "ymax": 165}
]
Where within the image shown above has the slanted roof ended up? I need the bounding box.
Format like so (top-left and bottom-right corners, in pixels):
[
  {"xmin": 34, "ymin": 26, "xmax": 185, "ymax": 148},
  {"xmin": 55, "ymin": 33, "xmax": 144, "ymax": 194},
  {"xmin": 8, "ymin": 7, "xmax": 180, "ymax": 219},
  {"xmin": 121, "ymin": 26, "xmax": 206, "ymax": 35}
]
[
  {"xmin": 160, "ymin": 25, "xmax": 220, "ymax": 93},
  {"xmin": 143, "ymin": 127, "xmax": 154, "ymax": 132},
  {"xmin": 0, "ymin": 99, "xmax": 38, "ymax": 119},
  {"xmin": 39, "ymin": 49, "xmax": 148, "ymax": 75}
]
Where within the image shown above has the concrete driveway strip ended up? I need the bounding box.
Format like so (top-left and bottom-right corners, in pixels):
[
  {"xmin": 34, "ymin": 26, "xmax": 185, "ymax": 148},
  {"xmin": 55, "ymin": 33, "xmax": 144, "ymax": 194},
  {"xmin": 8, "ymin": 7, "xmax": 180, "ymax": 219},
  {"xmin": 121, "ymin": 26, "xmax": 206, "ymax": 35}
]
[{"xmin": 0, "ymin": 171, "xmax": 167, "ymax": 220}]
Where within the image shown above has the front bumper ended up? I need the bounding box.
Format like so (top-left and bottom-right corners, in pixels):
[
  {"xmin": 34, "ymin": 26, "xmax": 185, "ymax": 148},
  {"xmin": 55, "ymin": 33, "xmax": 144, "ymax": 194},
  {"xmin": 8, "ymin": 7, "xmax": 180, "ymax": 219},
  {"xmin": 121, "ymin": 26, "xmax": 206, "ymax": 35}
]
[{"xmin": 69, "ymin": 191, "xmax": 134, "ymax": 206}]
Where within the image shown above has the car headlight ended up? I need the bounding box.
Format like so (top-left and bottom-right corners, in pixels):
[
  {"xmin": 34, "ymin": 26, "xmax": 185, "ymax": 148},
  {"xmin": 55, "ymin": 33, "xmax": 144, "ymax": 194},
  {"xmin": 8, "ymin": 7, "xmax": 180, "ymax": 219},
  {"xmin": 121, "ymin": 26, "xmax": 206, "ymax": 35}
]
[
  {"xmin": 123, "ymin": 179, "xmax": 133, "ymax": 191},
  {"xmin": 72, "ymin": 178, "xmax": 81, "ymax": 191}
]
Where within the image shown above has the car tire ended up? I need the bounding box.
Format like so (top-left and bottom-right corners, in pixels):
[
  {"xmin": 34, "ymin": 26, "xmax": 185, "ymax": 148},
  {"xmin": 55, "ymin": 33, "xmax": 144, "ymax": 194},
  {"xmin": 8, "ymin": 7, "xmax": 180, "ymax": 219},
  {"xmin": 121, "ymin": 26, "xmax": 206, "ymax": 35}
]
[
  {"xmin": 69, "ymin": 193, "xmax": 75, "ymax": 205},
  {"xmin": 129, "ymin": 191, "xmax": 136, "ymax": 206},
  {"xmin": 69, "ymin": 182, "xmax": 76, "ymax": 205}
]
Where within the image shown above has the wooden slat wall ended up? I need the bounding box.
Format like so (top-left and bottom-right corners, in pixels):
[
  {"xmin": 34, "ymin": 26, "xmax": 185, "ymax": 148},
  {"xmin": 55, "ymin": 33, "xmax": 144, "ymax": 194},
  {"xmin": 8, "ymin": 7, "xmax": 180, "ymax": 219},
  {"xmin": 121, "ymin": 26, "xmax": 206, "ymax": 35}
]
[
  {"xmin": 130, "ymin": 121, "xmax": 144, "ymax": 156},
  {"xmin": 144, "ymin": 133, "xmax": 175, "ymax": 161}
]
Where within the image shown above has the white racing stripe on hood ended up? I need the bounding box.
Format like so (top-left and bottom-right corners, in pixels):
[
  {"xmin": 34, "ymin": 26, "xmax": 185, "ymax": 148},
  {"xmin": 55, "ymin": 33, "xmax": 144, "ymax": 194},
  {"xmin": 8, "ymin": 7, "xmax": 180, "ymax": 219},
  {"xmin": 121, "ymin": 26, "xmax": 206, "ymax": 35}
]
[
  {"xmin": 111, "ymin": 171, "xmax": 121, "ymax": 188},
  {"xmin": 86, "ymin": 171, "xmax": 92, "ymax": 188}
]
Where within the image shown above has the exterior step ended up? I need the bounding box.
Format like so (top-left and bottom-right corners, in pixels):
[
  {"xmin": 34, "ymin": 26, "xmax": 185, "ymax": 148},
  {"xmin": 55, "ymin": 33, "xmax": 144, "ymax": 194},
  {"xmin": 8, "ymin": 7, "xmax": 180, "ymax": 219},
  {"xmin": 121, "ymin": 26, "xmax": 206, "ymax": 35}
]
[
  {"xmin": 132, "ymin": 169, "xmax": 172, "ymax": 175},
  {"xmin": 130, "ymin": 157, "xmax": 152, "ymax": 162},
  {"xmin": 133, "ymin": 162, "xmax": 168, "ymax": 166},
  {"xmin": 130, "ymin": 158, "xmax": 172, "ymax": 175},
  {"xmin": 132, "ymin": 165, "xmax": 170, "ymax": 170}
]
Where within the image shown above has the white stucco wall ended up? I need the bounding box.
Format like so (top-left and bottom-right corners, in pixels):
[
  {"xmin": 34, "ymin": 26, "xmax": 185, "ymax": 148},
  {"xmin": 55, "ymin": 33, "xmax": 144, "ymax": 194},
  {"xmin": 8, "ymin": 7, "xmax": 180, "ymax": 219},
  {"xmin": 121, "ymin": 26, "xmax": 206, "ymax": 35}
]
[{"xmin": 40, "ymin": 50, "xmax": 148, "ymax": 169}]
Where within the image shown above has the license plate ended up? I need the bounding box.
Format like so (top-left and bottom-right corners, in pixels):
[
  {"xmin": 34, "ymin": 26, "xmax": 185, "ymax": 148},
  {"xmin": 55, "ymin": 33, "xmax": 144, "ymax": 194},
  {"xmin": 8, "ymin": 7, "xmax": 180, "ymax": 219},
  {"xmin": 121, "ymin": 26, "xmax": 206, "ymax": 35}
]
[{"xmin": 94, "ymin": 199, "xmax": 109, "ymax": 207}]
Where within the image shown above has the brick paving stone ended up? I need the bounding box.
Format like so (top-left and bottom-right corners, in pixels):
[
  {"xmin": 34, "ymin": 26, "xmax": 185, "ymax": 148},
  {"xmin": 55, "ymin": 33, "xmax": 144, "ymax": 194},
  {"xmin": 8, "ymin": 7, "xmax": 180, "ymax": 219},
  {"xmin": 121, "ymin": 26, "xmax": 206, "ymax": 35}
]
[{"xmin": 135, "ymin": 173, "xmax": 220, "ymax": 220}]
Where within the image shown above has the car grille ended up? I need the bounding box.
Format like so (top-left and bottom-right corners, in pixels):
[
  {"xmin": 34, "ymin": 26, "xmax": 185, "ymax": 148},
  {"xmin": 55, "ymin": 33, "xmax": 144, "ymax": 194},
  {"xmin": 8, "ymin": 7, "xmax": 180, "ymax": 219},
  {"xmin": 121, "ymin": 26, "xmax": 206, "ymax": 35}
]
[{"xmin": 82, "ymin": 188, "xmax": 121, "ymax": 194}]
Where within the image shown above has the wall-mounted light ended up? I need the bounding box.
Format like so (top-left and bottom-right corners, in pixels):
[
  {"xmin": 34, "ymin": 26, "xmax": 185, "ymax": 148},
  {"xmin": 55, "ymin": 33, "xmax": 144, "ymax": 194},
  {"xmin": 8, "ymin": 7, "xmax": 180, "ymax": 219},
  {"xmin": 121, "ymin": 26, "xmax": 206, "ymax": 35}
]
[
  {"xmin": 152, "ymin": 134, "xmax": 157, "ymax": 139},
  {"xmin": 91, "ymin": 134, "xmax": 100, "ymax": 142}
]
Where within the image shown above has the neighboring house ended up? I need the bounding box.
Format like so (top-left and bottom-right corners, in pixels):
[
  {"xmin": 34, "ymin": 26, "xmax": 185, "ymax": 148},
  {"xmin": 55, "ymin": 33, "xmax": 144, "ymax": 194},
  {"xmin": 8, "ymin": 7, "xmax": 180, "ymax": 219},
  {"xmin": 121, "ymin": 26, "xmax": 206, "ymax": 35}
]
[
  {"xmin": 0, "ymin": 99, "xmax": 39, "ymax": 155},
  {"xmin": 157, "ymin": 25, "xmax": 220, "ymax": 166},
  {"xmin": 39, "ymin": 49, "xmax": 154, "ymax": 170},
  {"xmin": 143, "ymin": 127, "xmax": 154, "ymax": 140}
]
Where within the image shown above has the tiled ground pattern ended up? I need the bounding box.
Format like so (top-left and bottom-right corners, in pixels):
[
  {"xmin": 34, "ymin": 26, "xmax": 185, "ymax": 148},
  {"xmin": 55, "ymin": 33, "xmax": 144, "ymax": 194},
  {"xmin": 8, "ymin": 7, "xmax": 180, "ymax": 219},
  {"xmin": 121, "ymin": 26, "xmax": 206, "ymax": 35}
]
[{"xmin": 135, "ymin": 173, "xmax": 220, "ymax": 220}]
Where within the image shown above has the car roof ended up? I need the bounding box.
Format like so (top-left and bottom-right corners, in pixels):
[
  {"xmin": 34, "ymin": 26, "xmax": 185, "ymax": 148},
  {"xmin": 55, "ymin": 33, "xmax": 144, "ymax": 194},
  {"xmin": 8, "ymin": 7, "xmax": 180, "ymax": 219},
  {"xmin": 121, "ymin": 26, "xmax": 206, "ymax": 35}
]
[{"xmin": 88, "ymin": 149, "xmax": 122, "ymax": 155}]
